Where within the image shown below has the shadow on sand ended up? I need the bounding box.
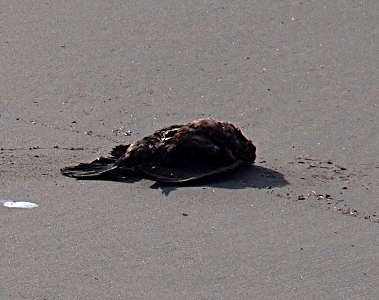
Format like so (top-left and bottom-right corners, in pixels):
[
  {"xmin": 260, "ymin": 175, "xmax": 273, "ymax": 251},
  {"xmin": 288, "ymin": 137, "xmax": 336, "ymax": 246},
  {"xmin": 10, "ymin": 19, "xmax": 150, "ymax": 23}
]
[
  {"xmin": 70, "ymin": 164, "xmax": 289, "ymax": 196},
  {"xmin": 149, "ymin": 164, "xmax": 289, "ymax": 195}
]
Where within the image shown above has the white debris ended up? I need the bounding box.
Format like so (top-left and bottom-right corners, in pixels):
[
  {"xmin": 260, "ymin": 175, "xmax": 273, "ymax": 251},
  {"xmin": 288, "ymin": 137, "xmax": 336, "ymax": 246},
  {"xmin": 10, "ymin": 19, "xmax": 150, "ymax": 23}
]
[{"xmin": 2, "ymin": 201, "xmax": 39, "ymax": 209}]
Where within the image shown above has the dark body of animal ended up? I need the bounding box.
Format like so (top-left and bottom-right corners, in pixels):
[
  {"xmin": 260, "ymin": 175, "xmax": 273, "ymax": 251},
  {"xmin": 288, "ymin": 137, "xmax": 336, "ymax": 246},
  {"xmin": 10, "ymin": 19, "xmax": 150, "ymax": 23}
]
[{"xmin": 61, "ymin": 119, "xmax": 256, "ymax": 182}]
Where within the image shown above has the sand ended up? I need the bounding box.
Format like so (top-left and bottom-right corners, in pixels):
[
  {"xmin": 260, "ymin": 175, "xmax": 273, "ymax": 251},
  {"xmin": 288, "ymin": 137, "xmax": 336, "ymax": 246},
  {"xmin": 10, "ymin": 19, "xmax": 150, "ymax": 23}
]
[{"xmin": 1, "ymin": 1, "xmax": 379, "ymax": 299}]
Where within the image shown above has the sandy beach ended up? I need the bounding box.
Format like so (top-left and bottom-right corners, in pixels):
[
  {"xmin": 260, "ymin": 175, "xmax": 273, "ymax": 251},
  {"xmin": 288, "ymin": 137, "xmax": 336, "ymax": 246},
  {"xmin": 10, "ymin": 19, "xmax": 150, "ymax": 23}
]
[{"xmin": 1, "ymin": 1, "xmax": 379, "ymax": 299}]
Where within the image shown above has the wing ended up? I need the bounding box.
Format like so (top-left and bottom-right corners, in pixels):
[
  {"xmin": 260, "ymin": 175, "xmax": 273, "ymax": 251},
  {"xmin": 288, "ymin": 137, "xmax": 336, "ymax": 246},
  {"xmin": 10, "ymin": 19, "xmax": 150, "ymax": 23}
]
[{"xmin": 139, "ymin": 160, "xmax": 246, "ymax": 183}]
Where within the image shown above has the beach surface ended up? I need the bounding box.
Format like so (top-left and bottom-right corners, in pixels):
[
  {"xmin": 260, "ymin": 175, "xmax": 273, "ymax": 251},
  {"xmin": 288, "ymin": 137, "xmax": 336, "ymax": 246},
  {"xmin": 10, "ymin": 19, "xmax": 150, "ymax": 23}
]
[{"xmin": 1, "ymin": 1, "xmax": 379, "ymax": 299}]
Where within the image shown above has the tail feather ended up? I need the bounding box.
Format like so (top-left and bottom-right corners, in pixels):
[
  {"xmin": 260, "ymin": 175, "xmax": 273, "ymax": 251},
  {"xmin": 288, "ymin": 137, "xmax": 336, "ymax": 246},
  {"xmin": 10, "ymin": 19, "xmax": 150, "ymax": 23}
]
[{"xmin": 61, "ymin": 157, "xmax": 119, "ymax": 179}]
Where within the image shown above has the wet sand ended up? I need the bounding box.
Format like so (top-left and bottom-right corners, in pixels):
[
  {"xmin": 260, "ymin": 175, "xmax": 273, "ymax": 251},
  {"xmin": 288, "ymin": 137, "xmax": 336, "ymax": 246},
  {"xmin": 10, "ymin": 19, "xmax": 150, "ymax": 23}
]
[{"xmin": 1, "ymin": 1, "xmax": 379, "ymax": 299}]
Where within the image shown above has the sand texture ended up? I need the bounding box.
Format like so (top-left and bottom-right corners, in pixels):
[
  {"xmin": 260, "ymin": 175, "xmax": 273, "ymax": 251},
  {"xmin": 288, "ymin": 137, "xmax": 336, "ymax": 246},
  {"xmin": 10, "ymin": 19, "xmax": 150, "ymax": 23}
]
[{"xmin": 1, "ymin": 1, "xmax": 379, "ymax": 299}]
